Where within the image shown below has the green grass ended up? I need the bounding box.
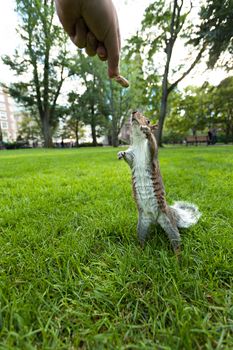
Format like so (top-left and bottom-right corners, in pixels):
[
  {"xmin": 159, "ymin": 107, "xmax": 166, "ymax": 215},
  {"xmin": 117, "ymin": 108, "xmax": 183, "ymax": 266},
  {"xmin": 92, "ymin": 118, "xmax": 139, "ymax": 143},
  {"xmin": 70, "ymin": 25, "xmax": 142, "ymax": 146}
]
[{"xmin": 0, "ymin": 146, "xmax": 232, "ymax": 350}]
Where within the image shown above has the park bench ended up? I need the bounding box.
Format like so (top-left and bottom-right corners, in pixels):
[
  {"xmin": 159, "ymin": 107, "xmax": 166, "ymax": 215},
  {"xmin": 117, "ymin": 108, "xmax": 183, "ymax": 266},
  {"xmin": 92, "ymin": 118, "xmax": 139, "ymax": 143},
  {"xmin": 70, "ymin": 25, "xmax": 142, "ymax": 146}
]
[{"xmin": 185, "ymin": 135, "xmax": 208, "ymax": 146}]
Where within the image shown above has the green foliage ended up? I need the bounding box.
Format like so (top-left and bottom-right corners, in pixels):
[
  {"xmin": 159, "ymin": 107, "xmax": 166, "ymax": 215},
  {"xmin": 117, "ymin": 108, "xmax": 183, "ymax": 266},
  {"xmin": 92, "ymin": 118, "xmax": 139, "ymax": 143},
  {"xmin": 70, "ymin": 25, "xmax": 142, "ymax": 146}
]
[
  {"xmin": 59, "ymin": 51, "xmax": 148, "ymax": 147},
  {"xmin": 165, "ymin": 77, "xmax": 233, "ymax": 142},
  {"xmin": 17, "ymin": 112, "xmax": 42, "ymax": 142},
  {"xmin": 194, "ymin": 0, "xmax": 233, "ymax": 69},
  {"xmin": 125, "ymin": 36, "xmax": 161, "ymax": 123},
  {"xmin": 213, "ymin": 76, "xmax": 233, "ymax": 140},
  {"xmin": 166, "ymin": 84, "xmax": 214, "ymax": 136},
  {"xmin": 141, "ymin": 0, "xmax": 191, "ymax": 59},
  {"xmin": 0, "ymin": 146, "xmax": 233, "ymax": 349},
  {"xmin": 64, "ymin": 92, "xmax": 86, "ymax": 146}
]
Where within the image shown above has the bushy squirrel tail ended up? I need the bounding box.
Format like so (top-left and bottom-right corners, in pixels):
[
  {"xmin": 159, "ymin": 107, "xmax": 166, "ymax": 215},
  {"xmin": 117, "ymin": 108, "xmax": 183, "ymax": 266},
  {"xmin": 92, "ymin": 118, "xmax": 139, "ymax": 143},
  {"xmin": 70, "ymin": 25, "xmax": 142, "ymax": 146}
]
[{"xmin": 170, "ymin": 201, "xmax": 201, "ymax": 228}]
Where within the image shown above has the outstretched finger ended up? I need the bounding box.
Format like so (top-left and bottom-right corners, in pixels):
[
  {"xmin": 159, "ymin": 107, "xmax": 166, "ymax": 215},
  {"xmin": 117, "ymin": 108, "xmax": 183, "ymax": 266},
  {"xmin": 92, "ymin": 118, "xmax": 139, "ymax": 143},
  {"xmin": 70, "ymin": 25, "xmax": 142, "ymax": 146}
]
[
  {"xmin": 104, "ymin": 26, "xmax": 129, "ymax": 88},
  {"xmin": 103, "ymin": 21, "xmax": 120, "ymax": 78},
  {"xmin": 104, "ymin": 34, "xmax": 120, "ymax": 78}
]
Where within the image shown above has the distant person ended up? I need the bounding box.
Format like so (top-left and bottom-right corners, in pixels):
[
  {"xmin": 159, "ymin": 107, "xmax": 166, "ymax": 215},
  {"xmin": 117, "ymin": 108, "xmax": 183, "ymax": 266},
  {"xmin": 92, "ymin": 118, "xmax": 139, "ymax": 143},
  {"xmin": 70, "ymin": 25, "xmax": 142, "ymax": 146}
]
[
  {"xmin": 55, "ymin": 0, "xmax": 129, "ymax": 87},
  {"xmin": 208, "ymin": 129, "xmax": 212, "ymax": 145}
]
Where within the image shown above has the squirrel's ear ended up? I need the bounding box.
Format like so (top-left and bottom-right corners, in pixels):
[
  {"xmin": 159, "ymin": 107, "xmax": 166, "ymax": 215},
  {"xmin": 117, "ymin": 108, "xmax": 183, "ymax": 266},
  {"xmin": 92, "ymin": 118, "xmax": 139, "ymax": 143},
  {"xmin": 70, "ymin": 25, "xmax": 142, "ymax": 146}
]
[{"xmin": 150, "ymin": 123, "xmax": 159, "ymax": 131}]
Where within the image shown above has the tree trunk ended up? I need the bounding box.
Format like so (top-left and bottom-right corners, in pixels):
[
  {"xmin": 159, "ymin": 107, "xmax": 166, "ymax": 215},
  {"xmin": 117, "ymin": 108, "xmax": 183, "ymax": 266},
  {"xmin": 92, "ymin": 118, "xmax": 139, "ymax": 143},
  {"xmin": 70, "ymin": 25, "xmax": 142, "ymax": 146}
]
[
  {"xmin": 157, "ymin": 0, "xmax": 178, "ymax": 146},
  {"xmin": 225, "ymin": 123, "xmax": 230, "ymax": 144},
  {"xmin": 158, "ymin": 88, "xmax": 168, "ymax": 146},
  {"xmin": 41, "ymin": 113, "xmax": 53, "ymax": 147},
  {"xmin": 91, "ymin": 106, "xmax": 97, "ymax": 146},
  {"xmin": 0, "ymin": 125, "xmax": 3, "ymax": 142},
  {"xmin": 75, "ymin": 122, "xmax": 79, "ymax": 147},
  {"xmin": 75, "ymin": 134, "xmax": 79, "ymax": 147},
  {"xmin": 112, "ymin": 132, "xmax": 119, "ymax": 147},
  {"xmin": 112, "ymin": 114, "xmax": 119, "ymax": 147},
  {"xmin": 109, "ymin": 80, "xmax": 119, "ymax": 147},
  {"xmin": 91, "ymin": 126, "xmax": 97, "ymax": 146},
  {"xmin": 108, "ymin": 132, "xmax": 112, "ymax": 146}
]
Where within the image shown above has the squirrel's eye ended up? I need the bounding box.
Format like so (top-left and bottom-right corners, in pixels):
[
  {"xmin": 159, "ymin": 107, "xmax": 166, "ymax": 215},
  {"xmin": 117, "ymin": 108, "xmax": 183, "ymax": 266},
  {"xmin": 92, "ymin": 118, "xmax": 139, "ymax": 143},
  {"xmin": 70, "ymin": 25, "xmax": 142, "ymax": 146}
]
[{"xmin": 147, "ymin": 120, "xmax": 150, "ymax": 124}]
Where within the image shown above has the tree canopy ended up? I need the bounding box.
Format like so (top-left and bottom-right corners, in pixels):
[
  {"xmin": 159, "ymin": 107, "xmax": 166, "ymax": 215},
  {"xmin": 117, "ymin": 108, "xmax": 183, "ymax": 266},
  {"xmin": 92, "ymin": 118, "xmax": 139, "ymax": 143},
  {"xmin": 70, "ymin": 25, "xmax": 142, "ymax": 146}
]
[
  {"xmin": 2, "ymin": 0, "xmax": 77, "ymax": 147},
  {"xmin": 127, "ymin": 0, "xmax": 206, "ymax": 145},
  {"xmin": 194, "ymin": 0, "xmax": 233, "ymax": 69}
]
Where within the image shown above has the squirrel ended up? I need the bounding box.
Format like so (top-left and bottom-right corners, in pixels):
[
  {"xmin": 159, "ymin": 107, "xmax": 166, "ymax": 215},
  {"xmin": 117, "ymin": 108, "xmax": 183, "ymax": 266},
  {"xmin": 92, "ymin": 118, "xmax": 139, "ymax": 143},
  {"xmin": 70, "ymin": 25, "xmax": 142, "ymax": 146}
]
[{"xmin": 118, "ymin": 111, "xmax": 201, "ymax": 254}]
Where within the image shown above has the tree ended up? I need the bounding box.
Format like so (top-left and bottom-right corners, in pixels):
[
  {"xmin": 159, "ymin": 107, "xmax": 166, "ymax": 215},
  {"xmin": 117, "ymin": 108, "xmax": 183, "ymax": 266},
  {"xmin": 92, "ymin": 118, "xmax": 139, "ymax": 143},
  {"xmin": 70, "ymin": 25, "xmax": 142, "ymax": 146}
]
[
  {"xmin": 2, "ymin": 0, "xmax": 76, "ymax": 147},
  {"xmin": 213, "ymin": 77, "xmax": 233, "ymax": 142},
  {"xmin": 74, "ymin": 54, "xmax": 109, "ymax": 146},
  {"xmin": 194, "ymin": 0, "xmax": 233, "ymax": 69},
  {"xmin": 166, "ymin": 84, "xmax": 214, "ymax": 136},
  {"xmin": 165, "ymin": 79, "xmax": 233, "ymax": 143},
  {"xmin": 0, "ymin": 124, "xmax": 3, "ymax": 143},
  {"xmin": 64, "ymin": 92, "xmax": 86, "ymax": 146},
  {"xmin": 18, "ymin": 112, "xmax": 42, "ymax": 143},
  {"xmin": 129, "ymin": 0, "xmax": 206, "ymax": 145}
]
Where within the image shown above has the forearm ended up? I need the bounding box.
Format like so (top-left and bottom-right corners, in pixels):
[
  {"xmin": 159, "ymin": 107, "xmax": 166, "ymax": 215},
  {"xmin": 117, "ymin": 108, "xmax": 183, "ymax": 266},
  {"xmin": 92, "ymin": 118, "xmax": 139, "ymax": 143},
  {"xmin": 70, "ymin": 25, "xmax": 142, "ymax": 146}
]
[{"xmin": 118, "ymin": 149, "xmax": 134, "ymax": 166}]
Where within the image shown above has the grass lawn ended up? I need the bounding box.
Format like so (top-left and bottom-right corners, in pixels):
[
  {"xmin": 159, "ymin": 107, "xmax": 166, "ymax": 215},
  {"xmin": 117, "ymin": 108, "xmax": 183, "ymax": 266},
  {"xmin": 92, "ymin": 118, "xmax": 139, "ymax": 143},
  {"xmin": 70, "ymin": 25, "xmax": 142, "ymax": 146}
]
[{"xmin": 0, "ymin": 146, "xmax": 232, "ymax": 350}]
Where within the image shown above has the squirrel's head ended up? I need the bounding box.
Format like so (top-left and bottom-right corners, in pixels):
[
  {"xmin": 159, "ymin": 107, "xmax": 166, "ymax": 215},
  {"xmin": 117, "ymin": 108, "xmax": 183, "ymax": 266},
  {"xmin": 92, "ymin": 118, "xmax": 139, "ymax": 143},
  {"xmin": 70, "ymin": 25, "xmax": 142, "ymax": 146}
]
[
  {"xmin": 131, "ymin": 111, "xmax": 150, "ymax": 127},
  {"xmin": 131, "ymin": 111, "xmax": 158, "ymax": 142}
]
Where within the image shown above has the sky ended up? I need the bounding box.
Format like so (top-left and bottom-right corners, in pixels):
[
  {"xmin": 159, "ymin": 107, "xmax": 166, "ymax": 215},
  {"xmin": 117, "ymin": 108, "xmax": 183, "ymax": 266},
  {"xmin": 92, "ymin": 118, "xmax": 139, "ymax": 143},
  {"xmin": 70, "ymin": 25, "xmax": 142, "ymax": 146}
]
[
  {"xmin": 0, "ymin": 0, "xmax": 229, "ymax": 88},
  {"xmin": 0, "ymin": 1, "xmax": 17, "ymax": 83}
]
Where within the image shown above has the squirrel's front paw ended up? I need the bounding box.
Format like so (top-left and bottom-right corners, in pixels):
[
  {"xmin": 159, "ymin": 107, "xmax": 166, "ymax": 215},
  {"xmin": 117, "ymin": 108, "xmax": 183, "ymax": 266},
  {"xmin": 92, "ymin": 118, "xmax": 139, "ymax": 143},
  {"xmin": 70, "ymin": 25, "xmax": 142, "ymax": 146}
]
[
  {"xmin": 140, "ymin": 125, "xmax": 151, "ymax": 135},
  {"xmin": 118, "ymin": 151, "xmax": 125, "ymax": 160}
]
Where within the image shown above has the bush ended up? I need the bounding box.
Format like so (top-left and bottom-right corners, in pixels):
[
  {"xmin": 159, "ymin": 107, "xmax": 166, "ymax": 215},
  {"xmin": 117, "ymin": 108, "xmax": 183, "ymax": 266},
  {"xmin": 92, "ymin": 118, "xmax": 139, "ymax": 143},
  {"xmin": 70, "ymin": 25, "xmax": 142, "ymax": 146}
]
[
  {"xmin": 3, "ymin": 141, "xmax": 31, "ymax": 149},
  {"xmin": 162, "ymin": 132, "xmax": 185, "ymax": 144},
  {"xmin": 216, "ymin": 134, "xmax": 233, "ymax": 143},
  {"xmin": 78, "ymin": 142, "xmax": 103, "ymax": 147}
]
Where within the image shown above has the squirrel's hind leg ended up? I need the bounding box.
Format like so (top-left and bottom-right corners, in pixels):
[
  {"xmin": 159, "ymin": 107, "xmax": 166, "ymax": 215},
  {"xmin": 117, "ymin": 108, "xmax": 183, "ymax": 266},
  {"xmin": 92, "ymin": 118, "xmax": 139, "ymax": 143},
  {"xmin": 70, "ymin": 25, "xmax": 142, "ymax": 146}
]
[{"xmin": 157, "ymin": 213, "xmax": 181, "ymax": 253}]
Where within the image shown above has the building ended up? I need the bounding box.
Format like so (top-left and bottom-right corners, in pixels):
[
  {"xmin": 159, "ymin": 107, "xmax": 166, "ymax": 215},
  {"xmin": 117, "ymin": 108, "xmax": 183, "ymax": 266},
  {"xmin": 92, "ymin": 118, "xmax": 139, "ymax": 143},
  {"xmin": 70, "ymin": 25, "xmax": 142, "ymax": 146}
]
[{"xmin": 0, "ymin": 87, "xmax": 21, "ymax": 142}]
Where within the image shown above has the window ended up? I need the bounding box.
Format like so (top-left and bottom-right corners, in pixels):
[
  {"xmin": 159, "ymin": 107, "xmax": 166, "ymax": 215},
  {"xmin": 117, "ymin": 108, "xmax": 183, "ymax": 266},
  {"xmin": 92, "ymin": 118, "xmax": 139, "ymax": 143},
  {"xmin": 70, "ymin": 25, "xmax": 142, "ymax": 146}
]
[
  {"xmin": 0, "ymin": 111, "xmax": 7, "ymax": 120},
  {"xmin": 1, "ymin": 121, "xmax": 8, "ymax": 129}
]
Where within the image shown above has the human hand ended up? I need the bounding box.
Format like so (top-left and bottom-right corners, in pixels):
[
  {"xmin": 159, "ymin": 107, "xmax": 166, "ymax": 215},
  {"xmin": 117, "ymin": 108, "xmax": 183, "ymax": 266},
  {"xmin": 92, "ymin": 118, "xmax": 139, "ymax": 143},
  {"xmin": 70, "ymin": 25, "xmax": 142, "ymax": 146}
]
[{"xmin": 55, "ymin": 0, "xmax": 129, "ymax": 87}]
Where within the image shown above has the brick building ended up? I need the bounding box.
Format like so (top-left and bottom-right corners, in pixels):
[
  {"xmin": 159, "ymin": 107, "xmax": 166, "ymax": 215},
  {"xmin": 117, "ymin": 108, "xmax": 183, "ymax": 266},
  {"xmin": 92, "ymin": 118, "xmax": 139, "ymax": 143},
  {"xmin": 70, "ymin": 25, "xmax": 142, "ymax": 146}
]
[{"xmin": 0, "ymin": 87, "xmax": 21, "ymax": 142}]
